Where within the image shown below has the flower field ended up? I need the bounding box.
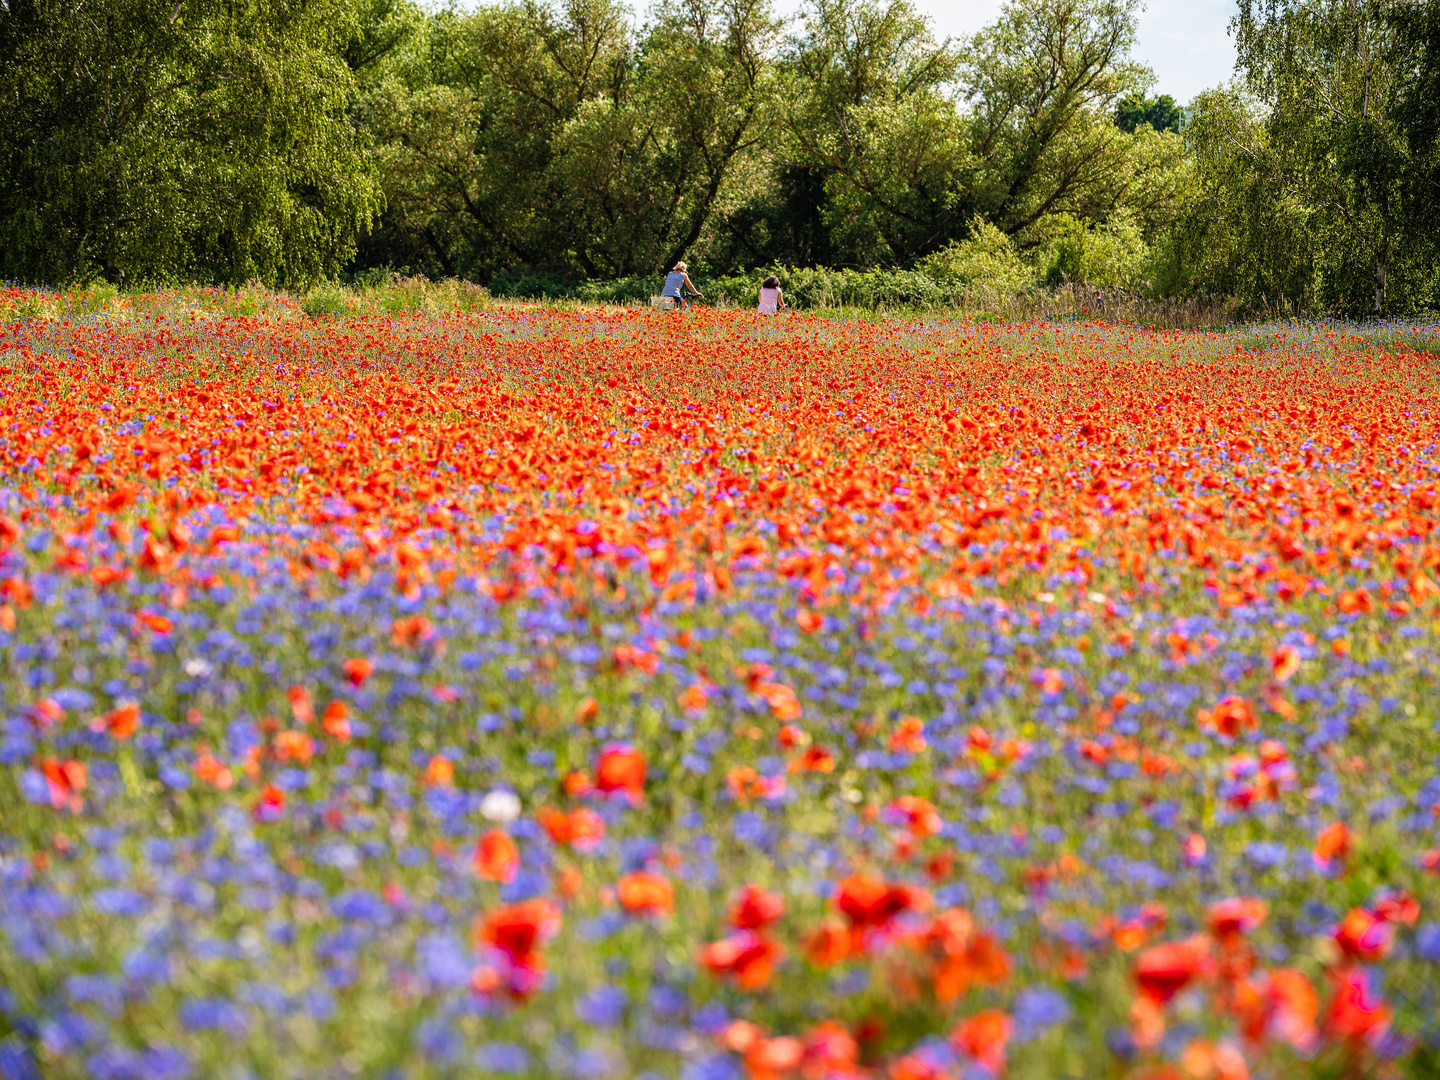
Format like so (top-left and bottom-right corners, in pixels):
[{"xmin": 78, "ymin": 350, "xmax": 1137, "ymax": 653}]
[{"xmin": 2, "ymin": 292, "xmax": 1440, "ymax": 1079}]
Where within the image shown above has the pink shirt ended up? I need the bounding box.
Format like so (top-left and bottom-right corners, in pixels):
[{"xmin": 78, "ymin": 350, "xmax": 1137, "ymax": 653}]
[{"xmin": 757, "ymin": 287, "xmax": 781, "ymax": 314}]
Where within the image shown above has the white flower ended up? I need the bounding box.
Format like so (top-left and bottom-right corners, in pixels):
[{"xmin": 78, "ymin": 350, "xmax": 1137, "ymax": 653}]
[
  {"xmin": 480, "ymin": 789, "xmax": 521, "ymax": 823},
  {"xmin": 183, "ymin": 657, "xmax": 213, "ymax": 677}
]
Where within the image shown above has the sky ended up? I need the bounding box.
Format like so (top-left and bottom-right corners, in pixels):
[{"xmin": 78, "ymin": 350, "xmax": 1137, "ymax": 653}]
[{"xmin": 893, "ymin": 0, "xmax": 1239, "ymax": 104}]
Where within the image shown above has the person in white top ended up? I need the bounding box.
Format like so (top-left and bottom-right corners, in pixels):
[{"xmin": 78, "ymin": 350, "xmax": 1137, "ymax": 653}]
[
  {"xmin": 661, "ymin": 261, "xmax": 703, "ymax": 309},
  {"xmin": 756, "ymin": 275, "xmax": 785, "ymax": 314}
]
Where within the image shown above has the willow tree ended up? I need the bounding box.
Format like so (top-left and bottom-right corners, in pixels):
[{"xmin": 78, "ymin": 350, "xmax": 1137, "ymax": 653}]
[
  {"xmin": 0, "ymin": 0, "xmax": 383, "ymax": 286},
  {"xmin": 362, "ymin": 0, "xmax": 781, "ymax": 280},
  {"xmin": 1214, "ymin": 0, "xmax": 1432, "ymax": 313}
]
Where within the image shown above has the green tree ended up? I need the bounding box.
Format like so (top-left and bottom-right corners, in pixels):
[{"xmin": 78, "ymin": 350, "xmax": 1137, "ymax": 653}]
[
  {"xmin": 1211, "ymin": 0, "xmax": 1431, "ymax": 313},
  {"xmin": 957, "ymin": 0, "xmax": 1162, "ymax": 240},
  {"xmin": 560, "ymin": 0, "xmax": 782, "ymax": 274},
  {"xmin": 1389, "ymin": 2, "xmax": 1440, "ymax": 258},
  {"xmin": 781, "ymin": 0, "xmax": 966, "ymax": 266},
  {"xmin": 1157, "ymin": 86, "xmax": 1315, "ymax": 308},
  {"xmin": 1114, "ymin": 92, "xmax": 1183, "ymax": 133},
  {"xmin": 361, "ymin": 0, "xmax": 779, "ymax": 280},
  {"xmin": 0, "ymin": 0, "xmax": 383, "ymax": 286},
  {"xmin": 771, "ymin": 0, "xmax": 1184, "ymax": 270}
]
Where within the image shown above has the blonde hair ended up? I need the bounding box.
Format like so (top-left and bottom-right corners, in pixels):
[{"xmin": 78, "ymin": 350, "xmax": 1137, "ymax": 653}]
[{"xmin": 673, "ymin": 261, "xmax": 687, "ymax": 272}]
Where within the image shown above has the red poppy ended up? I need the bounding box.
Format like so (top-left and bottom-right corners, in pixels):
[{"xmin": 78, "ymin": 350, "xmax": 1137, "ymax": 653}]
[
  {"xmin": 616, "ymin": 871, "xmax": 674, "ymax": 916},
  {"xmin": 1134, "ymin": 936, "xmax": 1210, "ymax": 1004},
  {"xmin": 475, "ymin": 830, "xmax": 519, "ymax": 882},
  {"xmin": 595, "ymin": 745, "xmax": 646, "ymax": 803},
  {"xmin": 950, "ymin": 1009, "xmax": 1012, "ymax": 1075},
  {"xmin": 730, "ymin": 885, "xmax": 786, "ymax": 930}
]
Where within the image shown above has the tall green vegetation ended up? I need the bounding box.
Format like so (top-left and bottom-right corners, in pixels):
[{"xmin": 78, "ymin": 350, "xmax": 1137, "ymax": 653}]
[
  {"xmin": 356, "ymin": 0, "xmax": 1189, "ymax": 287},
  {"xmin": 358, "ymin": 0, "xmax": 782, "ymax": 280},
  {"xmin": 1170, "ymin": 0, "xmax": 1440, "ymax": 315},
  {"xmin": 0, "ymin": 0, "xmax": 383, "ymax": 286},
  {"xmin": 6, "ymin": 0, "xmax": 1440, "ymax": 315}
]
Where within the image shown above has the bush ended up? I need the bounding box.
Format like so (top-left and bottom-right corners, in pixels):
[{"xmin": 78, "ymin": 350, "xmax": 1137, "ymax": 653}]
[
  {"xmin": 916, "ymin": 220, "xmax": 1036, "ymax": 293},
  {"xmin": 302, "ymin": 281, "xmax": 352, "ymax": 318},
  {"xmin": 1038, "ymin": 211, "xmax": 1152, "ymax": 290}
]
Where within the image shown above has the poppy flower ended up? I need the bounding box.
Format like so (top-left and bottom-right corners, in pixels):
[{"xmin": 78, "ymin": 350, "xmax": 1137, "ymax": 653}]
[
  {"xmin": 93, "ymin": 702, "xmax": 140, "ymax": 739},
  {"xmin": 888, "ymin": 796, "xmax": 942, "ymax": 838},
  {"xmin": 1270, "ymin": 645, "xmax": 1301, "ymax": 682},
  {"xmin": 475, "ymin": 829, "xmax": 519, "ymax": 882},
  {"xmin": 730, "ymin": 885, "xmax": 786, "ymax": 930},
  {"xmin": 756, "ymin": 681, "xmax": 802, "ymax": 721},
  {"xmin": 800, "ymin": 1022, "xmax": 859, "ymax": 1076},
  {"xmin": 343, "ymin": 657, "xmax": 373, "ymax": 686},
  {"xmin": 41, "ymin": 757, "xmax": 87, "ymax": 811},
  {"xmin": 889, "ymin": 716, "xmax": 926, "ymax": 753},
  {"xmin": 803, "ymin": 919, "xmax": 855, "ymax": 968},
  {"xmin": 743, "ymin": 1036, "xmax": 804, "ymax": 1080},
  {"xmin": 423, "ymin": 755, "xmax": 455, "ymax": 787},
  {"xmin": 700, "ymin": 930, "xmax": 784, "ymax": 990},
  {"xmin": 1183, "ymin": 833, "xmax": 1207, "ymax": 866},
  {"xmin": 1207, "ymin": 897, "xmax": 1267, "ymax": 945},
  {"xmin": 194, "ymin": 752, "xmax": 234, "ymax": 790},
  {"xmin": 595, "ymin": 745, "xmax": 646, "ymax": 804},
  {"xmin": 1333, "ymin": 907, "xmax": 1394, "ymax": 962},
  {"xmin": 321, "ymin": 700, "xmax": 351, "ymax": 741},
  {"xmin": 475, "ymin": 898, "xmax": 561, "ymax": 997},
  {"xmin": 1312, "ymin": 822, "xmax": 1351, "ymax": 870},
  {"xmin": 1259, "ymin": 968, "xmax": 1319, "ymax": 1049},
  {"xmin": 678, "ymin": 684, "xmax": 709, "ymax": 712},
  {"xmin": 252, "ymin": 783, "xmax": 286, "ymax": 823},
  {"xmin": 788, "ymin": 745, "xmax": 835, "ymax": 773},
  {"xmin": 287, "ymin": 686, "xmax": 315, "ymax": 725},
  {"xmin": 1324, "ymin": 968, "xmax": 1391, "ymax": 1042},
  {"xmin": 950, "ymin": 1009, "xmax": 1012, "ymax": 1075},
  {"xmin": 136, "ymin": 610, "xmax": 172, "ymax": 634},
  {"xmin": 616, "ymin": 871, "xmax": 674, "ymax": 916},
  {"xmin": 1179, "ymin": 1040, "xmax": 1249, "ymax": 1080},
  {"xmin": 834, "ymin": 873, "xmax": 928, "ymax": 936},
  {"xmin": 1371, "ymin": 891, "xmax": 1419, "ymax": 925},
  {"xmin": 273, "ymin": 730, "xmax": 314, "ymax": 765},
  {"xmin": 1134, "ymin": 937, "xmax": 1210, "ymax": 1004},
  {"xmin": 537, "ymin": 806, "xmax": 605, "ymax": 851},
  {"xmin": 1199, "ymin": 697, "xmax": 1257, "ymax": 737}
]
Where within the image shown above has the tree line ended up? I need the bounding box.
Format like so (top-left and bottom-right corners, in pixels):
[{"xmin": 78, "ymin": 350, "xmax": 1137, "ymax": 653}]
[{"xmin": 3, "ymin": 0, "xmax": 1439, "ymax": 315}]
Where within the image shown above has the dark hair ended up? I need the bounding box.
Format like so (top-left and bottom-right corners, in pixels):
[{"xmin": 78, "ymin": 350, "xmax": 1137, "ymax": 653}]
[{"xmin": 762, "ymin": 275, "xmax": 780, "ymax": 289}]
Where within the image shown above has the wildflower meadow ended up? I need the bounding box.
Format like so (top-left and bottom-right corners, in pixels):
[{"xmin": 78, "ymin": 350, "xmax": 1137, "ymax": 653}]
[{"xmin": 2, "ymin": 290, "xmax": 1439, "ymax": 1080}]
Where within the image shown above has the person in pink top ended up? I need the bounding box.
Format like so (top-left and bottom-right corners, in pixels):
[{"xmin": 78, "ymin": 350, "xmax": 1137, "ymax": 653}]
[{"xmin": 756, "ymin": 275, "xmax": 786, "ymax": 314}]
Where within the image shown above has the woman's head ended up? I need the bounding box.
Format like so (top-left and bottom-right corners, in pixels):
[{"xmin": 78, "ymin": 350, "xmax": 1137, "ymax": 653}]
[
  {"xmin": 673, "ymin": 261, "xmax": 687, "ymax": 273},
  {"xmin": 762, "ymin": 275, "xmax": 780, "ymax": 289}
]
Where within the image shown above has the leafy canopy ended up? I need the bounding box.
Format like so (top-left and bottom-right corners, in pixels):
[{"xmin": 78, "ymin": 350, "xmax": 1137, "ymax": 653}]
[{"xmin": 0, "ymin": 0, "xmax": 383, "ymax": 286}]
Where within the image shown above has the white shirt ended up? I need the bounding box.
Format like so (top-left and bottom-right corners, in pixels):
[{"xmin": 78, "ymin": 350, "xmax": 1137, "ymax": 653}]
[{"xmin": 757, "ymin": 287, "xmax": 781, "ymax": 314}]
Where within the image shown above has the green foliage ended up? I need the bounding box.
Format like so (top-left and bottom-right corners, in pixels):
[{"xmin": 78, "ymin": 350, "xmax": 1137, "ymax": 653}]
[
  {"xmin": 915, "ymin": 219, "xmax": 1036, "ymax": 291},
  {"xmin": 1153, "ymin": 87, "xmax": 1311, "ymax": 309},
  {"xmin": 0, "ymin": 0, "xmax": 384, "ymax": 287},
  {"xmin": 358, "ymin": 0, "xmax": 781, "ymax": 281},
  {"xmin": 302, "ymin": 281, "xmax": 356, "ymax": 318},
  {"xmin": 351, "ymin": 0, "xmax": 1192, "ymax": 286},
  {"xmin": 21, "ymin": 0, "xmax": 1440, "ymax": 315},
  {"xmin": 957, "ymin": 0, "xmax": 1157, "ymax": 237},
  {"xmin": 1114, "ymin": 92, "xmax": 1183, "ymax": 133},
  {"xmin": 1165, "ymin": 0, "xmax": 1440, "ymax": 315},
  {"xmin": 1036, "ymin": 210, "xmax": 1151, "ymax": 289}
]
